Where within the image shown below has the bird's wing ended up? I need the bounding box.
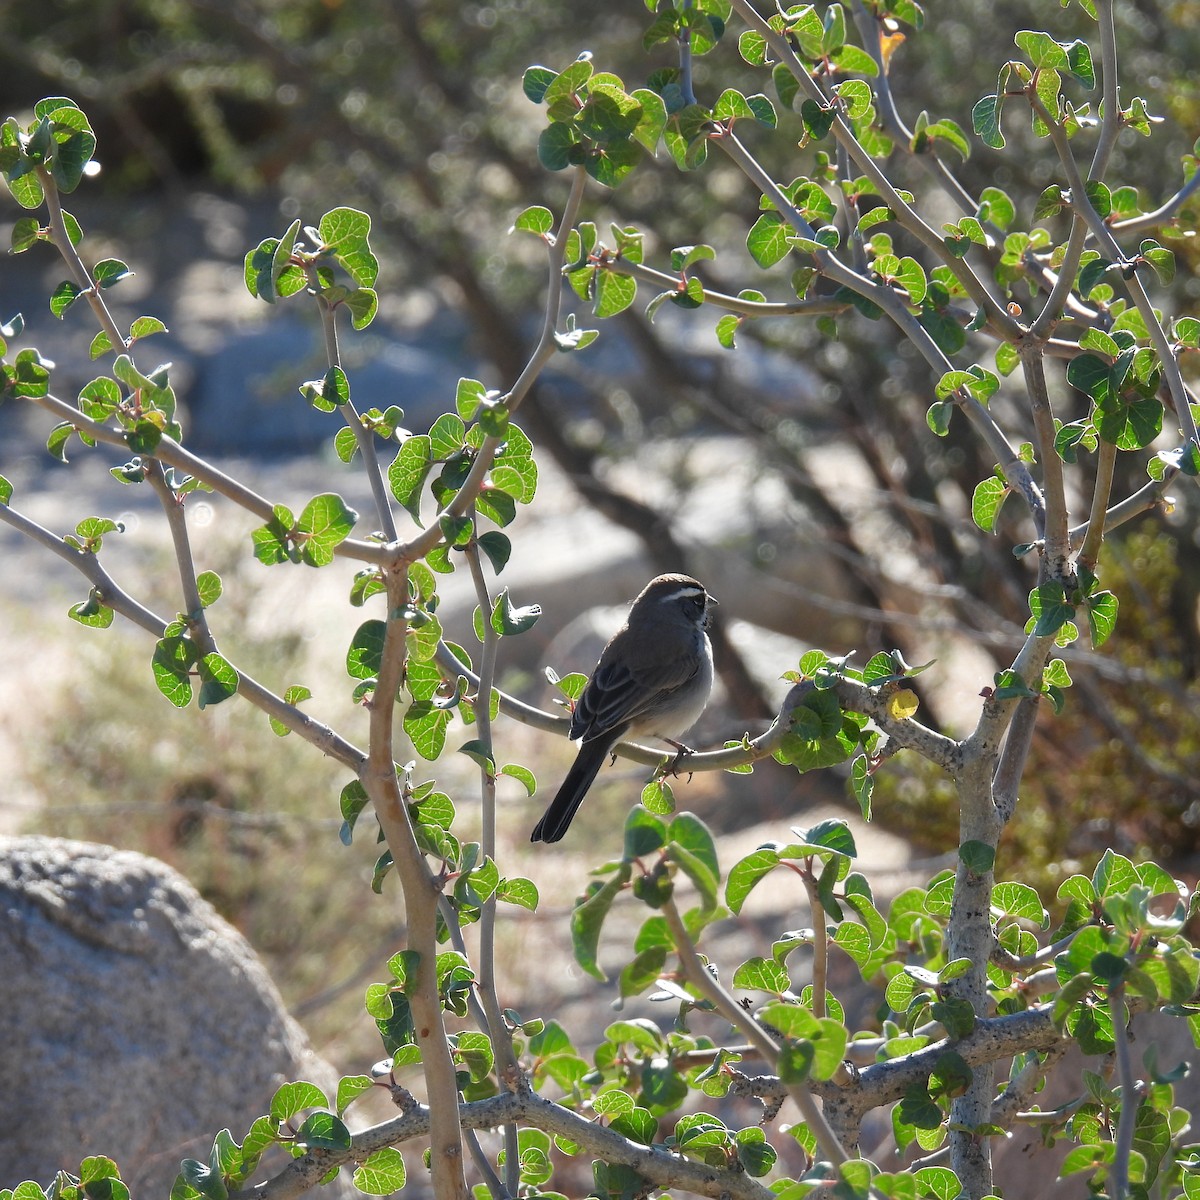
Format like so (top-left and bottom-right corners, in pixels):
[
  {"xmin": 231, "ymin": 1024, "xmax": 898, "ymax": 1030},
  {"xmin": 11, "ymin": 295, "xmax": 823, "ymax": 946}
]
[{"xmin": 570, "ymin": 629, "xmax": 700, "ymax": 740}]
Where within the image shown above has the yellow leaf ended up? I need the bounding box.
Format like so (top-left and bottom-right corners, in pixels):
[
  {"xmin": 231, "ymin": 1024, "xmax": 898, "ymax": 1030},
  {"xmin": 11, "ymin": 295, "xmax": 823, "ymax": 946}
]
[
  {"xmin": 887, "ymin": 688, "xmax": 919, "ymax": 719},
  {"xmin": 880, "ymin": 26, "xmax": 906, "ymax": 71}
]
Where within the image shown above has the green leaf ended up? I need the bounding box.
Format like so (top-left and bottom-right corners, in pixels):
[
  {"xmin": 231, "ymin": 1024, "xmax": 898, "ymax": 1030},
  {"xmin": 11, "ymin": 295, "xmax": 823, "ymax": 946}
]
[
  {"xmin": 320, "ymin": 210, "xmax": 378, "ymax": 289},
  {"xmin": 1140, "ymin": 239, "xmax": 1176, "ymax": 285},
  {"xmin": 295, "ymin": 1111, "xmax": 352, "ymax": 1151},
  {"xmin": 595, "ymin": 270, "xmax": 637, "ymax": 317},
  {"xmin": 129, "ymin": 315, "xmax": 168, "ymax": 342},
  {"xmin": 334, "ymin": 1074, "xmax": 375, "ymax": 1117},
  {"xmin": 1033, "ymin": 183, "xmax": 1067, "ymax": 220},
  {"xmin": 640, "ymin": 777, "xmax": 675, "ymax": 815},
  {"xmin": 430, "ymin": 412, "xmax": 467, "ymax": 459},
  {"xmin": 739, "ymin": 30, "xmax": 769, "ymax": 64},
  {"xmin": 269, "ymin": 219, "xmax": 303, "ymax": 298},
  {"xmin": 347, "ymin": 619, "xmax": 386, "ymax": 681},
  {"xmin": 296, "ymin": 493, "xmax": 358, "ymax": 567},
  {"xmin": 972, "ymin": 94, "xmax": 1005, "ymax": 149},
  {"xmin": 8, "ymin": 1182, "xmax": 49, "ymax": 1200},
  {"xmin": 726, "ymin": 846, "xmax": 780, "ymax": 914},
  {"xmin": 496, "ymin": 876, "xmax": 539, "ymax": 910},
  {"xmin": 68, "ymin": 593, "xmax": 114, "ymax": 628},
  {"xmin": 1084, "ymin": 179, "xmax": 1112, "ymax": 219},
  {"xmin": 792, "ymin": 818, "xmax": 857, "ymax": 857},
  {"xmin": 198, "ymin": 652, "xmax": 239, "ymax": 709},
  {"xmin": 58, "ymin": 209, "xmax": 84, "ymax": 245},
  {"xmin": 476, "ymin": 530, "xmax": 511, "ymax": 574},
  {"xmin": 388, "ymin": 435, "xmax": 433, "ymax": 523},
  {"xmin": 715, "ymin": 313, "xmax": 741, "ymax": 349},
  {"xmin": 1016, "ymin": 29, "xmax": 1069, "ymax": 69},
  {"xmin": 300, "ymin": 365, "xmax": 351, "ymax": 412},
  {"xmin": 77, "ymin": 375, "xmax": 121, "ymax": 419},
  {"xmin": 512, "ymin": 205, "xmax": 555, "ymax": 235},
  {"xmin": 92, "ymin": 258, "xmax": 133, "ymax": 289},
  {"xmin": 735, "ymin": 1127, "xmax": 777, "ymax": 1177},
  {"xmin": 959, "ymin": 840, "xmax": 995, "ymax": 874},
  {"xmin": 713, "ymin": 89, "xmax": 755, "ymax": 122},
  {"xmin": 624, "ymin": 805, "xmax": 667, "ymax": 860},
  {"xmin": 666, "ymin": 838, "xmax": 719, "ymax": 912},
  {"xmin": 491, "ymin": 588, "xmax": 542, "ymax": 636},
  {"xmin": 1096, "ymin": 394, "xmax": 1163, "ymax": 451},
  {"xmin": 522, "ymin": 65, "xmax": 557, "ymax": 103},
  {"xmin": 318, "ymin": 205, "xmax": 369, "ymax": 251},
  {"xmin": 1066, "ymin": 40, "xmax": 1095, "ymax": 87},
  {"xmin": 180, "ymin": 1155, "xmax": 229, "ymax": 1200},
  {"xmin": 733, "ymin": 956, "xmax": 791, "ymax": 994},
  {"xmin": 571, "ymin": 869, "xmax": 630, "ymax": 982},
  {"xmin": 39, "ymin": 102, "xmax": 95, "ymax": 193},
  {"xmin": 10, "ymin": 348, "xmax": 51, "ymax": 400},
  {"xmin": 1030, "ymin": 582, "xmax": 1075, "ymax": 638},
  {"xmin": 667, "ymin": 811, "xmax": 719, "ymax": 876},
  {"xmin": 10, "ymin": 216, "xmax": 41, "ymax": 253},
  {"xmin": 1079, "ymin": 327, "xmax": 1120, "ymax": 358},
  {"xmin": 537, "ymin": 122, "xmax": 579, "ymax": 171},
  {"xmin": 251, "ymin": 505, "xmax": 295, "ymax": 565},
  {"xmin": 476, "ymin": 485, "xmax": 517, "ymax": 528},
  {"xmin": 497, "ymin": 765, "xmax": 536, "ymax": 800},
  {"xmin": 835, "ymin": 80, "xmax": 874, "ymax": 120},
  {"xmin": 619, "ymin": 945, "xmax": 669, "ymax": 999},
  {"xmin": 152, "ymin": 635, "xmax": 195, "ymax": 708},
  {"xmin": 762, "ymin": 1004, "xmax": 848, "ymax": 1081},
  {"xmin": 829, "ymin": 44, "xmax": 879, "ymax": 76},
  {"xmin": 458, "ymin": 738, "xmax": 495, "ymax": 775},
  {"xmin": 922, "ymin": 118, "xmax": 971, "ymax": 160},
  {"xmin": 971, "ymin": 475, "xmax": 1009, "ymax": 532},
  {"xmin": 193, "ymin": 571, "xmax": 222, "ymax": 609},
  {"xmin": 244, "ymin": 232, "xmax": 302, "ymax": 302},
  {"xmin": 1086, "ymin": 590, "xmax": 1118, "ymax": 647},
  {"xmin": 926, "ymin": 400, "xmax": 953, "ymax": 436},
  {"xmin": 337, "ymin": 286, "xmax": 376, "ymax": 329},
  {"xmin": 269, "ymin": 1079, "xmax": 329, "ymax": 1122},
  {"xmin": 338, "ymin": 782, "xmax": 369, "ymax": 847},
  {"xmin": 888, "ymin": 256, "xmax": 927, "ymax": 303},
  {"xmin": 47, "ymin": 422, "xmax": 77, "ymax": 462},
  {"xmin": 993, "ymin": 881, "xmax": 1048, "ymax": 924},
  {"xmin": 49, "ymin": 280, "xmax": 83, "ymax": 319},
  {"xmin": 747, "ymin": 213, "xmax": 792, "ymax": 268},
  {"xmin": 334, "ymin": 426, "xmax": 358, "ymax": 463},
  {"xmin": 269, "ymin": 685, "xmax": 312, "ymax": 737}
]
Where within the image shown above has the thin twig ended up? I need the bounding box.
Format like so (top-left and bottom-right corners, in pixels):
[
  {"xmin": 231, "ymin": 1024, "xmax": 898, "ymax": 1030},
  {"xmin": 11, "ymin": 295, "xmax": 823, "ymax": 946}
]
[
  {"xmin": 1109, "ymin": 983, "xmax": 1136, "ymax": 1200},
  {"xmin": 313, "ymin": 291, "xmax": 399, "ymax": 543},
  {"xmin": 464, "ymin": 536, "xmax": 522, "ymax": 1195},
  {"xmin": 660, "ymin": 895, "xmax": 852, "ymax": 1169},
  {"xmin": 1078, "ymin": 439, "xmax": 1118, "ymax": 569}
]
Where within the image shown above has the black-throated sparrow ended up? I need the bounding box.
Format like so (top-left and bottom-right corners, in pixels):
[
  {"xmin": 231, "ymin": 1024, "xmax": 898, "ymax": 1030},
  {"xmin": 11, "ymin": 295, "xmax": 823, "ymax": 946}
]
[{"xmin": 530, "ymin": 573, "xmax": 716, "ymax": 844}]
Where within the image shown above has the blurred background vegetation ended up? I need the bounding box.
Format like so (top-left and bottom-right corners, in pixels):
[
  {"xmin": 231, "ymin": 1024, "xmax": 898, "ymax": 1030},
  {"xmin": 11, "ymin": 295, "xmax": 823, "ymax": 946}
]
[{"xmin": 2, "ymin": 0, "xmax": 1200, "ymax": 1069}]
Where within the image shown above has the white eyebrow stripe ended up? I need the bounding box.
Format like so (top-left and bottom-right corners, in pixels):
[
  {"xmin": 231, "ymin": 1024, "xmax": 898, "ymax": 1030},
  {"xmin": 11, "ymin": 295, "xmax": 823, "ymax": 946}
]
[{"xmin": 658, "ymin": 586, "xmax": 705, "ymax": 604}]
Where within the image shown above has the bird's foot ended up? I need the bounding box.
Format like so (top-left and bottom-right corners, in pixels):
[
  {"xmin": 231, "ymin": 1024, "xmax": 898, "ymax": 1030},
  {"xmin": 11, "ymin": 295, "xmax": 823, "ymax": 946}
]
[{"xmin": 660, "ymin": 739, "xmax": 696, "ymax": 781}]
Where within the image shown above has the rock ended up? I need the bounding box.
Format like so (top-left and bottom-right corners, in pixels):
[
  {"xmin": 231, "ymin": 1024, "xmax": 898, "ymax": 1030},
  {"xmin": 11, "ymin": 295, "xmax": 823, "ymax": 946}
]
[
  {"xmin": 0, "ymin": 836, "xmax": 342, "ymax": 1195},
  {"xmin": 186, "ymin": 315, "xmax": 473, "ymax": 457}
]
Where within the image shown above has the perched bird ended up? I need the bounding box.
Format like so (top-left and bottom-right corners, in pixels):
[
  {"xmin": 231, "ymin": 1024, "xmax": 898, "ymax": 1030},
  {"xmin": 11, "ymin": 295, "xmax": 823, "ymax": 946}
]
[{"xmin": 531, "ymin": 573, "xmax": 716, "ymax": 844}]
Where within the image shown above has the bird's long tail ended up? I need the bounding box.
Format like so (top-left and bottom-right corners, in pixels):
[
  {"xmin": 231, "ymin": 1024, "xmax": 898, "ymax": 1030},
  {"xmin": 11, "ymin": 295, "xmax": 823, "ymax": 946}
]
[{"xmin": 530, "ymin": 734, "xmax": 620, "ymax": 843}]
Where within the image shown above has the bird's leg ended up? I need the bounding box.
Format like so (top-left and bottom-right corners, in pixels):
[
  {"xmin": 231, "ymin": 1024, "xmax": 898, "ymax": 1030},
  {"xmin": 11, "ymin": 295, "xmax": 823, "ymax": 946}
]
[{"xmin": 659, "ymin": 738, "xmax": 697, "ymax": 781}]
